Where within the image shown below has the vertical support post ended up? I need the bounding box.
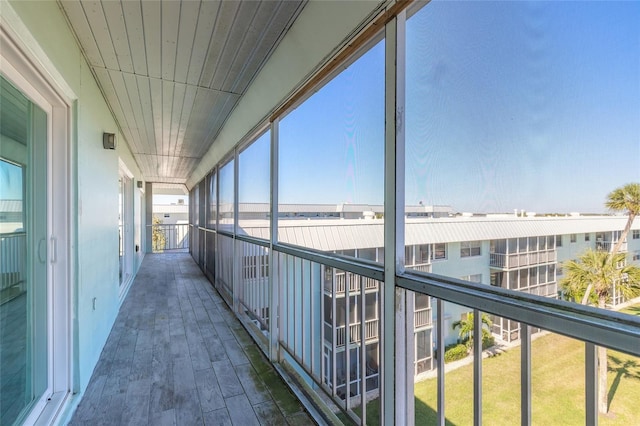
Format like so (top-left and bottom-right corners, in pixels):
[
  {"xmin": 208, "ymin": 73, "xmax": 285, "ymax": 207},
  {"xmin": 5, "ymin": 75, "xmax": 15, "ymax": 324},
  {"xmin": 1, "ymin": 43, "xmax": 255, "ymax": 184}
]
[
  {"xmin": 346, "ymin": 272, "xmax": 351, "ymax": 411},
  {"xmin": 473, "ymin": 309, "xmax": 482, "ymax": 426},
  {"xmin": 302, "ymin": 259, "xmax": 306, "ymax": 367},
  {"xmin": 383, "ymin": 7, "xmax": 407, "ymax": 424},
  {"xmin": 406, "ymin": 289, "xmax": 415, "ymax": 420},
  {"xmin": 332, "ymin": 269, "xmax": 337, "ymax": 397},
  {"xmin": 360, "ymin": 275, "xmax": 367, "ymax": 425},
  {"xmin": 144, "ymin": 182, "xmax": 153, "ymax": 253},
  {"xmin": 586, "ymin": 342, "xmax": 598, "ymax": 426},
  {"xmin": 232, "ymin": 148, "xmax": 239, "ymax": 313},
  {"xmin": 521, "ymin": 324, "xmax": 531, "ymax": 426},
  {"xmin": 310, "ymin": 262, "xmax": 315, "ymax": 375},
  {"xmin": 269, "ymin": 119, "xmax": 279, "ymax": 362},
  {"xmin": 294, "ymin": 258, "xmax": 298, "ymax": 359},
  {"xmin": 321, "ymin": 266, "xmax": 326, "ymax": 385},
  {"xmin": 436, "ymin": 299, "xmax": 445, "ymax": 426}
]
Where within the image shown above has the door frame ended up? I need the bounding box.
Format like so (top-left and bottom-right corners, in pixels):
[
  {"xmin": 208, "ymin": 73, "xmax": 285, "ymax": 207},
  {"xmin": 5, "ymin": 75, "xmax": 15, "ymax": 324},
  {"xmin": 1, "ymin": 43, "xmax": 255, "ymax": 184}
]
[{"xmin": 1, "ymin": 6, "xmax": 75, "ymax": 424}]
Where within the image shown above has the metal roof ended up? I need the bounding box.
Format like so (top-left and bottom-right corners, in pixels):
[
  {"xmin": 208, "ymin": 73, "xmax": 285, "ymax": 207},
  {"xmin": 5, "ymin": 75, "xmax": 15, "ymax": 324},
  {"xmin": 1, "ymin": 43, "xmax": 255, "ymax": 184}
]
[
  {"xmin": 237, "ymin": 215, "xmax": 638, "ymax": 251},
  {"xmin": 236, "ymin": 203, "xmax": 452, "ymax": 215},
  {"xmin": 0, "ymin": 200, "xmax": 22, "ymax": 213}
]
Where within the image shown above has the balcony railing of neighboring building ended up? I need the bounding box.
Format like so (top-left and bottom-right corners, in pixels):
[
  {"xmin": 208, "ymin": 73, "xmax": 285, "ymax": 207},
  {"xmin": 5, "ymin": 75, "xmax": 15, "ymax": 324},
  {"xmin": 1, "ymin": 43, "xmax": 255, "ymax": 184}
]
[
  {"xmin": 149, "ymin": 223, "xmax": 190, "ymax": 252},
  {"xmin": 596, "ymin": 240, "xmax": 627, "ymax": 253},
  {"xmin": 0, "ymin": 232, "xmax": 26, "ymax": 299},
  {"xmin": 335, "ymin": 319, "xmax": 380, "ymax": 346},
  {"xmin": 329, "ymin": 271, "xmax": 379, "ymax": 295},
  {"xmin": 414, "ymin": 308, "xmax": 431, "ymax": 328},
  {"xmin": 489, "ymin": 249, "xmax": 557, "ymax": 269},
  {"xmin": 407, "ymin": 263, "xmax": 431, "ymax": 273}
]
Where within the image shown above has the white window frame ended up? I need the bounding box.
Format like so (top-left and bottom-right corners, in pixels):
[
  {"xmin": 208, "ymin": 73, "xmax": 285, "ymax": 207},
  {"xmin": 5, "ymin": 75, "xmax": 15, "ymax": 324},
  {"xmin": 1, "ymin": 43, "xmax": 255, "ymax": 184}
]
[
  {"xmin": 431, "ymin": 243, "xmax": 447, "ymax": 261},
  {"xmin": 460, "ymin": 241, "xmax": 481, "ymax": 258},
  {"xmin": 118, "ymin": 160, "xmax": 135, "ymax": 296}
]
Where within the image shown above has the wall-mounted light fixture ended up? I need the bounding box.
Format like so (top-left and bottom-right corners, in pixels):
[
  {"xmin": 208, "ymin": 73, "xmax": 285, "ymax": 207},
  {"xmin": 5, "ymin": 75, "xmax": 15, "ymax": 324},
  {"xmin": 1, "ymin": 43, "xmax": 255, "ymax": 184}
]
[{"xmin": 103, "ymin": 132, "xmax": 116, "ymax": 150}]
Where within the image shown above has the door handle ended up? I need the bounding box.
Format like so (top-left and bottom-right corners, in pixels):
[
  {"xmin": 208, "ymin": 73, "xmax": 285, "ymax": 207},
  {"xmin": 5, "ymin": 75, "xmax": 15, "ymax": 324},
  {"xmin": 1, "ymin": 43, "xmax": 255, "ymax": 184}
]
[
  {"xmin": 38, "ymin": 238, "xmax": 46, "ymax": 263},
  {"xmin": 50, "ymin": 236, "xmax": 57, "ymax": 263}
]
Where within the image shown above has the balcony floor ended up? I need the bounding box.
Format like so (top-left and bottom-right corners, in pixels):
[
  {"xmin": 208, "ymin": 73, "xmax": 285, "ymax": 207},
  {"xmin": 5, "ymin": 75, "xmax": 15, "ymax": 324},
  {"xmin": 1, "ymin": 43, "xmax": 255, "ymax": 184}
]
[{"xmin": 69, "ymin": 252, "xmax": 312, "ymax": 426}]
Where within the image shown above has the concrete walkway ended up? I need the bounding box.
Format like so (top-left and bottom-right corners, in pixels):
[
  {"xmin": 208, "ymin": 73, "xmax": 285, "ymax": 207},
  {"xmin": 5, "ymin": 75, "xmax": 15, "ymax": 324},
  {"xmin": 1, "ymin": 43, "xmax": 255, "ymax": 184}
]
[{"xmin": 69, "ymin": 252, "xmax": 312, "ymax": 425}]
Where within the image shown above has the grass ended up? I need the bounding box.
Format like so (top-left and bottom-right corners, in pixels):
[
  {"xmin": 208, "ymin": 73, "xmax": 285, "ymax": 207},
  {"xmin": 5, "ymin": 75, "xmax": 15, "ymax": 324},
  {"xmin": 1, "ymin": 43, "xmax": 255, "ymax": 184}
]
[{"xmin": 362, "ymin": 305, "xmax": 640, "ymax": 425}]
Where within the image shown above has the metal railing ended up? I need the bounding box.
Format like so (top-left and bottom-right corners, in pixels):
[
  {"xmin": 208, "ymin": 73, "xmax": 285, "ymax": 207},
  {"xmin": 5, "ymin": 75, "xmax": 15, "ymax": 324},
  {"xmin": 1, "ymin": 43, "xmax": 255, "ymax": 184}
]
[
  {"xmin": 189, "ymin": 227, "xmax": 640, "ymax": 426},
  {"xmin": 596, "ymin": 240, "xmax": 627, "ymax": 253},
  {"xmin": 0, "ymin": 232, "xmax": 26, "ymax": 292},
  {"xmin": 148, "ymin": 224, "xmax": 189, "ymax": 251},
  {"xmin": 335, "ymin": 319, "xmax": 380, "ymax": 346},
  {"xmin": 414, "ymin": 308, "xmax": 431, "ymax": 328},
  {"xmin": 490, "ymin": 249, "xmax": 557, "ymax": 268},
  {"xmin": 333, "ymin": 272, "xmax": 379, "ymax": 294}
]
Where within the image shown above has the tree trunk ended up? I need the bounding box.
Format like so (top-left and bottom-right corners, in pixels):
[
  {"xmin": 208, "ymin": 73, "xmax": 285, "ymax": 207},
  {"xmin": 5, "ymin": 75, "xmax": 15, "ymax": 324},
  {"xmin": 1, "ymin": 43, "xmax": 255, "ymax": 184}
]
[
  {"xmin": 611, "ymin": 213, "xmax": 636, "ymax": 257},
  {"xmin": 598, "ymin": 295, "xmax": 608, "ymax": 414},
  {"xmin": 581, "ymin": 283, "xmax": 594, "ymax": 305}
]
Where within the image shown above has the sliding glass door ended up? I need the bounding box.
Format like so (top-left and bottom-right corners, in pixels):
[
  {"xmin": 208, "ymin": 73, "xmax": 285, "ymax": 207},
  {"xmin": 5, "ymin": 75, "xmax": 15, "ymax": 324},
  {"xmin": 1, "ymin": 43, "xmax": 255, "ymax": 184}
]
[{"xmin": 0, "ymin": 75, "xmax": 49, "ymax": 425}]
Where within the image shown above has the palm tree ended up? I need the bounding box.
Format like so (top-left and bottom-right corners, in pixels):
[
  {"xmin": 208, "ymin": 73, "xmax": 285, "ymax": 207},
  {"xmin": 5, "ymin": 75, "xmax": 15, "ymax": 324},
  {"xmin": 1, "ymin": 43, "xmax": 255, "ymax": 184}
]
[
  {"xmin": 561, "ymin": 250, "xmax": 640, "ymax": 413},
  {"xmin": 152, "ymin": 216, "xmax": 166, "ymax": 252},
  {"xmin": 452, "ymin": 312, "xmax": 493, "ymax": 350},
  {"xmin": 580, "ymin": 183, "xmax": 640, "ymax": 304},
  {"xmin": 606, "ymin": 183, "xmax": 640, "ymax": 255}
]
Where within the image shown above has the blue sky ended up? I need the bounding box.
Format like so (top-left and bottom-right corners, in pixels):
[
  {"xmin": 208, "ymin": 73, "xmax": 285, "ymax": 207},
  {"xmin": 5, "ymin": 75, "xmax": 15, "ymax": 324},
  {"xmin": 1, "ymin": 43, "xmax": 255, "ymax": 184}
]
[
  {"xmin": 3, "ymin": 2, "xmax": 638, "ymax": 215},
  {"xmin": 278, "ymin": 39, "xmax": 385, "ymax": 206},
  {"xmin": 274, "ymin": 1, "xmax": 640, "ymax": 214},
  {"xmin": 0, "ymin": 160, "xmax": 22, "ymax": 200},
  {"xmin": 405, "ymin": 1, "xmax": 640, "ymax": 213}
]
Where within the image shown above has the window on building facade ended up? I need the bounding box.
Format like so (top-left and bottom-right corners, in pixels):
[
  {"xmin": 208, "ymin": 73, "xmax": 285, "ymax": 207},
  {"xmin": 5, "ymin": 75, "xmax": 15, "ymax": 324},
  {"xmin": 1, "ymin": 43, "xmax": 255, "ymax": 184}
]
[
  {"xmin": 460, "ymin": 241, "xmax": 481, "ymax": 257},
  {"xmin": 633, "ymin": 229, "xmax": 640, "ymax": 239},
  {"xmin": 431, "ymin": 243, "xmax": 447, "ymax": 260},
  {"xmin": 570, "ymin": 234, "xmax": 577, "ymax": 243},
  {"xmin": 585, "ymin": 233, "xmax": 590, "ymax": 242},
  {"xmin": 461, "ymin": 274, "xmax": 482, "ymax": 283},
  {"xmin": 556, "ymin": 235, "xmax": 563, "ymax": 247}
]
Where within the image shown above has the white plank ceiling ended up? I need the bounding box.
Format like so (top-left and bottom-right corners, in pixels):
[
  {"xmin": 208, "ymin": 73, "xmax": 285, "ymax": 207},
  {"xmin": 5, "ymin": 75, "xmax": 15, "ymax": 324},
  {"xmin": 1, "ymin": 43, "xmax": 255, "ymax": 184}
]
[{"xmin": 59, "ymin": 0, "xmax": 305, "ymax": 184}]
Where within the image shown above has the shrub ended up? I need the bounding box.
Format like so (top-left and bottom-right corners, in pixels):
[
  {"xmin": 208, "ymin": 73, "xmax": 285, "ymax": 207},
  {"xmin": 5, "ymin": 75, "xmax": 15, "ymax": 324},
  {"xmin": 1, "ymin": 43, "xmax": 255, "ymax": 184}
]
[
  {"xmin": 482, "ymin": 334, "xmax": 495, "ymax": 350},
  {"xmin": 444, "ymin": 344, "xmax": 468, "ymax": 363}
]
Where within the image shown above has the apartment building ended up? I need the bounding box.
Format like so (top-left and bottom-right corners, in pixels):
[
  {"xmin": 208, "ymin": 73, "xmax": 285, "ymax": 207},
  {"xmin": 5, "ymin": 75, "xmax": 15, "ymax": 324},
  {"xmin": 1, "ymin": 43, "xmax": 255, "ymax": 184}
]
[{"xmin": 212, "ymin": 208, "xmax": 640, "ymax": 394}]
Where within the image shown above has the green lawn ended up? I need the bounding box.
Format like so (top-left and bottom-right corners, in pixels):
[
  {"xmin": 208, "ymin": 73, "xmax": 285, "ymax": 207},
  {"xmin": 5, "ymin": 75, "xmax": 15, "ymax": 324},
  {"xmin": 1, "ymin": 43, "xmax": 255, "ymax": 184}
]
[{"xmin": 363, "ymin": 306, "xmax": 640, "ymax": 425}]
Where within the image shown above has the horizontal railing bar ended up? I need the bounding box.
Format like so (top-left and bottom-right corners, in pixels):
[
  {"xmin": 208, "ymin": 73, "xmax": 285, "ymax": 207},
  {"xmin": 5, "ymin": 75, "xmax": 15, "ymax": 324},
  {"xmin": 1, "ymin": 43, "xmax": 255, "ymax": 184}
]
[
  {"xmin": 273, "ymin": 242, "xmax": 385, "ymax": 282},
  {"xmin": 235, "ymin": 233, "xmax": 270, "ymax": 248},
  {"xmin": 0, "ymin": 231, "xmax": 27, "ymax": 237},
  {"xmin": 397, "ymin": 270, "xmax": 640, "ymax": 357}
]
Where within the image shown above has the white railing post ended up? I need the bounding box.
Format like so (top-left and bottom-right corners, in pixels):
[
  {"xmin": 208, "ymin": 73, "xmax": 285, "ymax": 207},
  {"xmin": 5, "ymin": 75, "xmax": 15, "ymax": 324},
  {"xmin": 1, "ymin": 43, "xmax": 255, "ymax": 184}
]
[{"xmin": 586, "ymin": 342, "xmax": 598, "ymax": 426}]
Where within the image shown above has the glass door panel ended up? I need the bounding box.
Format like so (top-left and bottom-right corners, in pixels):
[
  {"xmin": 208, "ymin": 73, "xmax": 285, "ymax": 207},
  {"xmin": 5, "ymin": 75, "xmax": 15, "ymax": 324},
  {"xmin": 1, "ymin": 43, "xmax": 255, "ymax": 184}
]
[{"xmin": 0, "ymin": 75, "xmax": 48, "ymax": 424}]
